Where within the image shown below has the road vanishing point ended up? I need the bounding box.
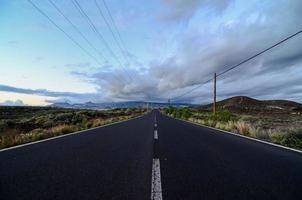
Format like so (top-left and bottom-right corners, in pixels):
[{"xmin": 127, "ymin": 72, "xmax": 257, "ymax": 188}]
[{"xmin": 1, "ymin": 110, "xmax": 302, "ymax": 200}]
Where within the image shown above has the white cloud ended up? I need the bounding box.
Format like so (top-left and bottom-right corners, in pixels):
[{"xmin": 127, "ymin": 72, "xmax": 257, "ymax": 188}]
[
  {"xmin": 3, "ymin": 0, "xmax": 302, "ymax": 105},
  {"xmin": 0, "ymin": 99, "xmax": 26, "ymax": 106},
  {"xmin": 86, "ymin": 0, "xmax": 302, "ymax": 103},
  {"xmin": 158, "ymin": 0, "xmax": 230, "ymax": 22}
]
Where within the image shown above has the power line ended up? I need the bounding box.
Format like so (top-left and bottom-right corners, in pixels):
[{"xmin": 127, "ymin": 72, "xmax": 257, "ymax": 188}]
[
  {"xmin": 171, "ymin": 29, "xmax": 302, "ymax": 102},
  {"xmin": 48, "ymin": 1, "xmax": 125, "ymax": 85},
  {"xmin": 94, "ymin": 0, "xmax": 130, "ymax": 66},
  {"xmin": 48, "ymin": 0, "xmax": 107, "ymax": 63},
  {"xmin": 72, "ymin": 0, "xmax": 133, "ymax": 81},
  {"xmin": 100, "ymin": 0, "xmax": 144, "ymax": 82},
  {"xmin": 26, "ymin": 0, "xmax": 104, "ymax": 66},
  {"xmin": 216, "ymin": 30, "xmax": 302, "ymax": 78},
  {"xmin": 101, "ymin": 0, "xmax": 133, "ymax": 65},
  {"xmin": 171, "ymin": 78, "xmax": 213, "ymax": 102}
]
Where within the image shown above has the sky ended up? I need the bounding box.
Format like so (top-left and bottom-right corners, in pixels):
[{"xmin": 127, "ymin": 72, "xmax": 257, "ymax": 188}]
[{"xmin": 0, "ymin": 0, "xmax": 302, "ymax": 106}]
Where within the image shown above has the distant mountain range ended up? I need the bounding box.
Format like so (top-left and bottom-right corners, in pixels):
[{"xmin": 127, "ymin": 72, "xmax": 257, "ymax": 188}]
[
  {"xmin": 50, "ymin": 101, "xmax": 192, "ymax": 110},
  {"xmin": 3, "ymin": 96, "xmax": 301, "ymax": 113},
  {"xmin": 201, "ymin": 96, "xmax": 302, "ymax": 113}
]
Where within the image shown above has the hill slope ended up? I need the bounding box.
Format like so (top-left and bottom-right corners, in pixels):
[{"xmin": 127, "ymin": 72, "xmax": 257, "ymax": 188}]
[{"xmin": 202, "ymin": 96, "xmax": 302, "ymax": 113}]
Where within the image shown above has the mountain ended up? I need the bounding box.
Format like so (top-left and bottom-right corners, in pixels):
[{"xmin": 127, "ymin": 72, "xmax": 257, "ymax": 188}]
[
  {"xmin": 50, "ymin": 101, "xmax": 192, "ymax": 110},
  {"xmin": 201, "ymin": 96, "xmax": 302, "ymax": 113}
]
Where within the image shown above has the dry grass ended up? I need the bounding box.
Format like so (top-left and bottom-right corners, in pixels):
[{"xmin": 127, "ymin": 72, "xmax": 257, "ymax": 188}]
[
  {"xmin": 50, "ymin": 124, "xmax": 78, "ymax": 135},
  {"xmin": 234, "ymin": 121, "xmax": 251, "ymax": 136},
  {"xmin": 0, "ymin": 110, "xmax": 145, "ymax": 149},
  {"xmin": 182, "ymin": 109, "xmax": 302, "ymax": 149}
]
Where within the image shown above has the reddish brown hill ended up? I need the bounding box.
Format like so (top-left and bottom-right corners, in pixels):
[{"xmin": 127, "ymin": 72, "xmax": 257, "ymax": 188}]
[{"xmin": 202, "ymin": 96, "xmax": 302, "ymax": 113}]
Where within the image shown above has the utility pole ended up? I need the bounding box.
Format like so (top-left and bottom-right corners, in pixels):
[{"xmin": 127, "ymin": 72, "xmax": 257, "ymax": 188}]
[
  {"xmin": 213, "ymin": 72, "xmax": 217, "ymax": 114},
  {"xmin": 168, "ymin": 99, "xmax": 171, "ymax": 107}
]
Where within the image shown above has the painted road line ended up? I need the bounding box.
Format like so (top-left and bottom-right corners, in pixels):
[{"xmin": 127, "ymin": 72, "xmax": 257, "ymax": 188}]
[
  {"xmin": 155, "ymin": 123, "xmax": 157, "ymax": 128},
  {"xmin": 151, "ymin": 158, "xmax": 163, "ymax": 200},
  {"xmin": 154, "ymin": 130, "xmax": 158, "ymax": 140}
]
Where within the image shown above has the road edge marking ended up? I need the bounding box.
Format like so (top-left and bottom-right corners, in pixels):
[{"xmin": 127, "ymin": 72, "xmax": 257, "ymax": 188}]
[
  {"xmin": 0, "ymin": 113, "xmax": 148, "ymax": 153},
  {"xmin": 164, "ymin": 114, "xmax": 302, "ymax": 154},
  {"xmin": 151, "ymin": 158, "xmax": 163, "ymax": 200}
]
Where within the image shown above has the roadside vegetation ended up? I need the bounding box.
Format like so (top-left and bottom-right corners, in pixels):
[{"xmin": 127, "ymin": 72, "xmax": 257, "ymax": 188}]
[
  {"xmin": 0, "ymin": 106, "xmax": 146, "ymax": 149},
  {"xmin": 163, "ymin": 107, "xmax": 302, "ymax": 150}
]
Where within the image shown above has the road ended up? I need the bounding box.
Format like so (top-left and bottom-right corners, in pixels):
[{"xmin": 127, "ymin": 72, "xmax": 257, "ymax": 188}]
[{"xmin": 1, "ymin": 110, "xmax": 302, "ymax": 199}]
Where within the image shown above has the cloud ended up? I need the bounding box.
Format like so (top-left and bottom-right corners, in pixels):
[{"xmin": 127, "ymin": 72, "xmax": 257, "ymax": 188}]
[
  {"xmin": 34, "ymin": 56, "xmax": 44, "ymax": 62},
  {"xmin": 0, "ymin": 84, "xmax": 81, "ymax": 97},
  {"xmin": 0, "ymin": 99, "xmax": 26, "ymax": 106},
  {"xmin": 65, "ymin": 62, "xmax": 91, "ymax": 68},
  {"xmin": 76, "ymin": 0, "xmax": 302, "ymax": 104},
  {"xmin": 7, "ymin": 40, "xmax": 18, "ymax": 45},
  {"xmin": 158, "ymin": 0, "xmax": 230, "ymax": 22},
  {"xmin": 3, "ymin": 0, "xmax": 302, "ymax": 105},
  {"xmin": 0, "ymin": 84, "xmax": 113, "ymax": 104}
]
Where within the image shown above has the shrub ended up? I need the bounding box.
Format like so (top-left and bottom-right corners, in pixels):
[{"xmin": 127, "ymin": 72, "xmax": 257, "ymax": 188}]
[
  {"xmin": 270, "ymin": 129, "xmax": 302, "ymax": 150},
  {"xmin": 0, "ymin": 136, "xmax": 14, "ymax": 148},
  {"xmin": 254, "ymin": 129, "xmax": 270, "ymax": 140},
  {"xmin": 165, "ymin": 107, "xmax": 192, "ymax": 119},
  {"xmin": 0, "ymin": 120, "xmax": 8, "ymax": 132},
  {"xmin": 180, "ymin": 108, "xmax": 192, "ymax": 120},
  {"xmin": 92, "ymin": 119, "xmax": 105, "ymax": 127},
  {"xmin": 34, "ymin": 116, "xmax": 48, "ymax": 125},
  {"xmin": 50, "ymin": 124, "xmax": 77, "ymax": 135},
  {"xmin": 0, "ymin": 107, "xmax": 145, "ymax": 149},
  {"xmin": 248, "ymin": 126, "xmax": 260, "ymax": 138},
  {"xmin": 225, "ymin": 121, "xmax": 237, "ymax": 131},
  {"xmin": 54, "ymin": 113, "xmax": 73, "ymax": 123},
  {"xmin": 164, "ymin": 107, "xmax": 176, "ymax": 115},
  {"xmin": 215, "ymin": 122, "xmax": 226, "ymax": 130},
  {"xmin": 85, "ymin": 121, "xmax": 93, "ymax": 129},
  {"xmin": 235, "ymin": 121, "xmax": 250, "ymax": 136},
  {"xmin": 43, "ymin": 120, "xmax": 54, "ymax": 128},
  {"xmin": 71, "ymin": 113, "xmax": 88, "ymax": 125},
  {"xmin": 208, "ymin": 110, "xmax": 238, "ymax": 122},
  {"xmin": 204, "ymin": 119, "xmax": 216, "ymax": 127}
]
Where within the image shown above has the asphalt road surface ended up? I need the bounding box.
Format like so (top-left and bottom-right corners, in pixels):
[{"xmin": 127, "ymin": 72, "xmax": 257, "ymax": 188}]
[{"xmin": 1, "ymin": 110, "xmax": 302, "ymax": 200}]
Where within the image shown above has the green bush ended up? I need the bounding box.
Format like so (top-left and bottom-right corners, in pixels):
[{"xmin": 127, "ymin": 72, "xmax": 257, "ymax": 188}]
[
  {"xmin": 164, "ymin": 107, "xmax": 192, "ymax": 119},
  {"xmin": 71, "ymin": 113, "xmax": 87, "ymax": 124},
  {"xmin": 180, "ymin": 108, "xmax": 192, "ymax": 120},
  {"xmin": 0, "ymin": 107, "xmax": 146, "ymax": 149},
  {"xmin": 271, "ymin": 129, "xmax": 302, "ymax": 150},
  {"xmin": 85, "ymin": 121, "xmax": 93, "ymax": 129},
  {"xmin": 43, "ymin": 120, "xmax": 54, "ymax": 128},
  {"xmin": 208, "ymin": 110, "xmax": 238, "ymax": 122},
  {"xmin": 54, "ymin": 113, "xmax": 74, "ymax": 123}
]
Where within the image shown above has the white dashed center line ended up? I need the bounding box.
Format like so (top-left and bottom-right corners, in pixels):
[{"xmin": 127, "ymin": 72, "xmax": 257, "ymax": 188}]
[
  {"xmin": 151, "ymin": 158, "xmax": 163, "ymax": 200},
  {"xmin": 154, "ymin": 130, "xmax": 158, "ymax": 140}
]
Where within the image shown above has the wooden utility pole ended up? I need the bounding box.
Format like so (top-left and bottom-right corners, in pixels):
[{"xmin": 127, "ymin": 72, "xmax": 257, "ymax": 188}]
[{"xmin": 213, "ymin": 72, "xmax": 217, "ymax": 114}]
